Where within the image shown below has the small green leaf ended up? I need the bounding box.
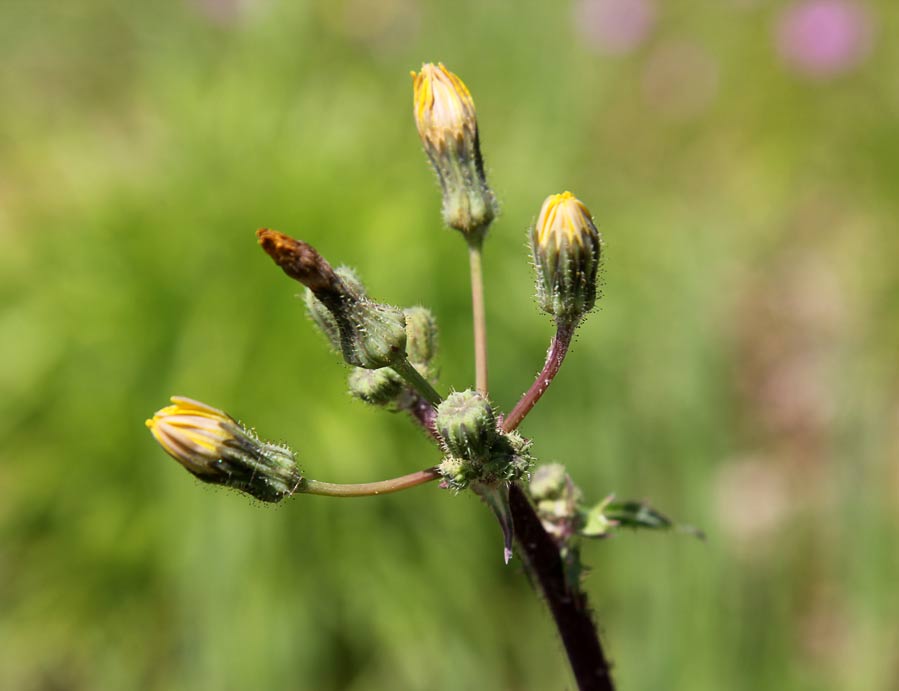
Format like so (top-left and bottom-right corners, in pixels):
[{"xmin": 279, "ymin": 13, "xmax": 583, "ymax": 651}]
[
  {"xmin": 604, "ymin": 500, "xmax": 673, "ymax": 530},
  {"xmin": 579, "ymin": 503, "xmax": 613, "ymax": 538}
]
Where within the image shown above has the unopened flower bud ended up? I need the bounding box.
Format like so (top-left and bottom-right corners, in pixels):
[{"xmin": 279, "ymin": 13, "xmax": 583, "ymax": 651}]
[
  {"xmin": 146, "ymin": 396, "xmax": 301, "ymax": 503},
  {"xmin": 304, "ymin": 266, "xmax": 367, "ymax": 352},
  {"xmin": 435, "ymin": 389, "xmax": 497, "ymax": 461},
  {"xmin": 529, "ymin": 463, "xmax": 570, "ymax": 501},
  {"xmin": 258, "ymin": 229, "xmax": 408, "ymax": 369},
  {"xmin": 403, "ymin": 306, "xmax": 438, "ymax": 365},
  {"xmin": 531, "ymin": 191, "xmax": 602, "ymax": 325},
  {"xmin": 347, "ymin": 367, "xmax": 404, "ymax": 406},
  {"xmin": 528, "ymin": 463, "xmax": 585, "ymax": 542},
  {"xmin": 411, "ymin": 62, "xmax": 496, "ymax": 240}
]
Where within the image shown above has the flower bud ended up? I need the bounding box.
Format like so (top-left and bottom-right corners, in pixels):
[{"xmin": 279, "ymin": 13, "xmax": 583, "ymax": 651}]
[
  {"xmin": 403, "ymin": 306, "xmax": 438, "ymax": 365},
  {"xmin": 435, "ymin": 389, "xmax": 497, "ymax": 461},
  {"xmin": 529, "ymin": 463, "xmax": 570, "ymax": 501},
  {"xmin": 528, "ymin": 463, "xmax": 584, "ymax": 542},
  {"xmin": 258, "ymin": 229, "xmax": 408, "ymax": 369},
  {"xmin": 531, "ymin": 191, "xmax": 602, "ymax": 324},
  {"xmin": 304, "ymin": 266, "xmax": 367, "ymax": 352},
  {"xmin": 347, "ymin": 367, "xmax": 404, "ymax": 406},
  {"xmin": 146, "ymin": 397, "xmax": 302, "ymax": 503},
  {"xmin": 411, "ymin": 62, "xmax": 496, "ymax": 239}
]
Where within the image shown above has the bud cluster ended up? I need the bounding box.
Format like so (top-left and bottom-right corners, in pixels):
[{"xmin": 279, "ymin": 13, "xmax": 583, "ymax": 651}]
[
  {"xmin": 303, "ymin": 266, "xmax": 440, "ymax": 408},
  {"xmin": 435, "ymin": 390, "xmax": 531, "ymax": 491},
  {"xmin": 530, "ymin": 464, "xmax": 596, "ymax": 543},
  {"xmin": 258, "ymin": 229, "xmax": 408, "ymax": 370},
  {"xmin": 146, "ymin": 397, "xmax": 302, "ymax": 503}
]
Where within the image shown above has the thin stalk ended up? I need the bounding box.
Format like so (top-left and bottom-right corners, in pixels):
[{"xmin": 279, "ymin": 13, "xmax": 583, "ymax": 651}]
[
  {"xmin": 300, "ymin": 467, "xmax": 441, "ymax": 498},
  {"xmin": 391, "ymin": 358, "xmax": 443, "ymax": 406},
  {"xmin": 503, "ymin": 320, "xmax": 576, "ymax": 432},
  {"xmin": 509, "ymin": 483, "xmax": 615, "ymax": 691},
  {"xmin": 468, "ymin": 238, "xmax": 489, "ymax": 396}
]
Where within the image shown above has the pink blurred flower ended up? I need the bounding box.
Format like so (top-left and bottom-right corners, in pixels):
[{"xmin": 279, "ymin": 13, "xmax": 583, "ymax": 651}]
[
  {"xmin": 575, "ymin": 0, "xmax": 658, "ymax": 55},
  {"xmin": 775, "ymin": 0, "xmax": 874, "ymax": 79}
]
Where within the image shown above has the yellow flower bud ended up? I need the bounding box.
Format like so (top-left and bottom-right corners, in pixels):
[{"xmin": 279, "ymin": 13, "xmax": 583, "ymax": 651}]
[
  {"xmin": 411, "ymin": 63, "xmax": 496, "ymax": 240},
  {"xmin": 412, "ymin": 63, "xmax": 477, "ymax": 153},
  {"xmin": 146, "ymin": 396, "xmax": 302, "ymax": 502},
  {"xmin": 531, "ymin": 191, "xmax": 602, "ymax": 324}
]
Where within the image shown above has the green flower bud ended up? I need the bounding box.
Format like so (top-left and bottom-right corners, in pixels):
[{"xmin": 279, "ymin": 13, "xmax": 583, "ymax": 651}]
[
  {"xmin": 529, "ymin": 463, "xmax": 569, "ymax": 501},
  {"xmin": 528, "ymin": 463, "xmax": 583, "ymax": 543},
  {"xmin": 531, "ymin": 191, "xmax": 602, "ymax": 325},
  {"xmin": 347, "ymin": 367, "xmax": 404, "ymax": 406},
  {"xmin": 258, "ymin": 229, "xmax": 408, "ymax": 369},
  {"xmin": 435, "ymin": 389, "xmax": 497, "ymax": 461},
  {"xmin": 146, "ymin": 396, "xmax": 301, "ymax": 503},
  {"xmin": 412, "ymin": 63, "xmax": 497, "ymax": 241},
  {"xmin": 404, "ymin": 306, "xmax": 438, "ymax": 365},
  {"xmin": 435, "ymin": 391, "xmax": 532, "ymax": 493},
  {"xmin": 337, "ymin": 300, "xmax": 407, "ymax": 369},
  {"xmin": 304, "ymin": 267, "xmax": 366, "ymax": 352}
]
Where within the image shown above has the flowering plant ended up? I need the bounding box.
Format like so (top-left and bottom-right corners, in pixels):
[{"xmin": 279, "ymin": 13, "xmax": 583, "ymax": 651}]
[{"xmin": 147, "ymin": 62, "xmax": 690, "ymax": 691}]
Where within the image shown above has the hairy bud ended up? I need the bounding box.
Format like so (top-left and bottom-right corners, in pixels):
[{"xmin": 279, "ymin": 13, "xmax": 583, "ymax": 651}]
[
  {"xmin": 146, "ymin": 396, "xmax": 301, "ymax": 503},
  {"xmin": 435, "ymin": 390, "xmax": 497, "ymax": 460},
  {"xmin": 435, "ymin": 390, "xmax": 532, "ymax": 493},
  {"xmin": 347, "ymin": 367, "xmax": 404, "ymax": 406},
  {"xmin": 531, "ymin": 191, "xmax": 602, "ymax": 325},
  {"xmin": 411, "ymin": 63, "xmax": 496, "ymax": 240},
  {"xmin": 403, "ymin": 306, "xmax": 439, "ymax": 366},
  {"xmin": 304, "ymin": 266, "xmax": 367, "ymax": 352},
  {"xmin": 258, "ymin": 229, "xmax": 407, "ymax": 369}
]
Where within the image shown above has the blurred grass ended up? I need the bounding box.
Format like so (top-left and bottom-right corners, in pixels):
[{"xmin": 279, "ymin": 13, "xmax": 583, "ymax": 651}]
[{"xmin": 1, "ymin": 0, "xmax": 898, "ymax": 689}]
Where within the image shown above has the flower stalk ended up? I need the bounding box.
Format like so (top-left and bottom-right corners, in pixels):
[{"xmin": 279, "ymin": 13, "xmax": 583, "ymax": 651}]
[
  {"xmin": 468, "ymin": 238, "xmax": 489, "ymax": 395},
  {"xmin": 390, "ymin": 357, "xmax": 444, "ymax": 407},
  {"xmin": 502, "ymin": 321, "xmax": 575, "ymax": 432},
  {"xmin": 301, "ymin": 467, "xmax": 441, "ymax": 498}
]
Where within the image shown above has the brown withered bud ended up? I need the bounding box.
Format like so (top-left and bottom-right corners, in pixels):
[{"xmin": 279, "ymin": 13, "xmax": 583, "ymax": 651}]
[
  {"xmin": 257, "ymin": 228, "xmax": 408, "ymax": 370},
  {"xmin": 257, "ymin": 228, "xmax": 344, "ymax": 297}
]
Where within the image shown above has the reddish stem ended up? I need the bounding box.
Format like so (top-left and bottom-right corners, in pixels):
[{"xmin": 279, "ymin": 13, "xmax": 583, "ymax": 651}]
[{"xmin": 502, "ymin": 321, "xmax": 575, "ymax": 432}]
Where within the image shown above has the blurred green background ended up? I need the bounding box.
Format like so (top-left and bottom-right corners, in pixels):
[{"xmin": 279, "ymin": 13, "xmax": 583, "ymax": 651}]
[{"xmin": 2, "ymin": 0, "xmax": 897, "ymax": 689}]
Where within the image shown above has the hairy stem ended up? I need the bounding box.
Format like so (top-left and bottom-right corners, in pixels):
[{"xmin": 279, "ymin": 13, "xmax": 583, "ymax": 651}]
[
  {"xmin": 398, "ymin": 374, "xmax": 613, "ymax": 689},
  {"xmin": 404, "ymin": 393, "xmax": 441, "ymax": 442},
  {"xmin": 390, "ymin": 358, "xmax": 443, "ymax": 406},
  {"xmin": 468, "ymin": 238, "xmax": 489, "ymax": 396},
  {"xmin": 301, "ymin": 467, "xmax": 441, "ymax": 498},
  {"xmin": 502, "ymin": 321, "xmax": 576, "ymax": 432},
  {"xmin": 509, "ymin": 483, "xmax": 615, "ymax": 691}
]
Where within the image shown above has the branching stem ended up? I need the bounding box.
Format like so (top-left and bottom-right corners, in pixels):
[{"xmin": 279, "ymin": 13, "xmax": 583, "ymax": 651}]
[
  {"xmin": 391, "ymin": 358, "xmax": 443, "ymax": 406},
  {"xmin": 503, "ymin": 320, "xmax": 576, "ymax": 432}
]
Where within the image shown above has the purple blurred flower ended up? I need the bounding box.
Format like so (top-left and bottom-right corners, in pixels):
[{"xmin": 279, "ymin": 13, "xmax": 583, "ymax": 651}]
[
  {"xmin": 575, "ymin": 0, "xmax": 658, "ymax": 55},
  {"xmin": 775, "ymin": 0, "xmax": 874, "ymax": 79}
]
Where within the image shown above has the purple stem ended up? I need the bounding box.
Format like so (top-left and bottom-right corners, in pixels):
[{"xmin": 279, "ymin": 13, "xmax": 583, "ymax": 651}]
[{"xmin": 509, "ymin": 484, "xmax": 615, "ymax": 690}]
